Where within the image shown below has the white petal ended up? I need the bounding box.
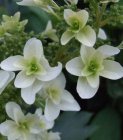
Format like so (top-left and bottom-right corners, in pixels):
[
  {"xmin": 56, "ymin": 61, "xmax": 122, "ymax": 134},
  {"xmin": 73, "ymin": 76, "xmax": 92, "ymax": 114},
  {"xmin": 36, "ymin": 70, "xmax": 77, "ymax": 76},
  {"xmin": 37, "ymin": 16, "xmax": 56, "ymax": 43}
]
[
  {"xmin": 61, "ymin": 90, "xmax": 77, "ymax": 103},
  {"xmin": 100, "ymin": 60, "xmax": 123, "ymax": 79},
  {"xmin": 61, "ymin": 30, "xmax": 74, "ymax": 45},
  {"xmin": 76, "ymin": 25, "xmax": 96, "ymax": 47},
  {"xmin": 48, "ymin": 132, "xmax": 61, "ymax": 140},
  {"xmin": 0, "ymin": 71, "xmax": 15, "ymax": 95},
  {"xmin": 24, "ymin": 38, "xmax": 44, "ymax": 60},
  {"xmin": 64, "ymin": 9, "xmax": 76, "ymax": 26},
  {"xmin": 14, "ymin": 71, "xmax": 35, "ymax": 88},
  {"xmin": 97, "ymin": 45, "xmax": 120, "ymax": 58},
  {"xmin": 0, "ymin": 70, "xmax": 9, "ymax": 88},
  {"xmin": 80, "ymin": 45, "xmax": 96, "ymax": 64},
  {"xmin": 35, "ymin": 108, "xmax": 54, "ymax": 130},
  {"xmin": 5, "ymin": 102, "xmax": 22, "ymax": 120},
  {"xmin": 60, "ymin": 90, "xmax": 80, "ymax": 111},
  {"xmin": 44, "ymin": 100, "xmax": 60, "ymax": 121},
  {"xmin": 66, "ymin": 57, "xmax": 84, "ymax": 76},
  {"xmin": 98, "ymin": 28, "xmax": 107, "ymax": 40},
  {"xmin": 35, "ymin": 108, "xmax": 54, "ymax": 129},
  {"xmin": 35, "ymin": 108, "xmax": 43, "ymax": 117},
  {"xmin": 21, "ymin": 80, "xmax": 43, "ymax": 104},
  {"xmin": 17, "ymin": 0, "xmax": 35, "ymax": 6},
  {"xmin": 0, "ymin": 120, "xmax": 19, "ymax": 137},
  {"xmin": 60, "ymin": 100, "xmax": 80, "ymax": 111},
  {"xmin": 45, "ymin": 121, "xmax": 54, "ymax": 130},
  {"xmin": 26, "ymin": 114, "xmax": 41, "ymax": 134},
  {"xmin": 13, "ymin": 108, "xmax": 25, "ymax": 124},
  {"xmin": 0, "ymin": 55, "xmax": 24, "ymax": 71},
  {"xmin": 8, "ymin": 130, "xmax": 20, "ymax": 140},
  {"xmin": 45, "ymin": 21, "xmax": 52, "ymax": 31},
  {"xmin": 77, "ymin": 77, "xmax": 99, "ymax": 99},
  {"xmin": 77, "ymin": 10, "xmax": 89, "ymax": 28},
  {"xmin": 47, "ymin": 73, "xmax": 66, "ymax": 89},
  {"xmin": 87, "ymin": 75, "xmax": 100, "ymax": 88},
  {"xmin": 38, "ymin": 62, "xmax": 62, "ymax": 81}
]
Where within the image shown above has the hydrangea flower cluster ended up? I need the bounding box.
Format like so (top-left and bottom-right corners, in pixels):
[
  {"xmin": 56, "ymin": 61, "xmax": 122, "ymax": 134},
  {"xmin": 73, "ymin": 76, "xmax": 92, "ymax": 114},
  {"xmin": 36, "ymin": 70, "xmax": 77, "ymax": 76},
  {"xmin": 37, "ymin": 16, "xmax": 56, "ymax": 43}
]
[
  {"xmin": 0, "ymin": 102, "xmax": 60, "ymax": 140},
  {"xmin": 0, "ymin": 0, "xmax": 122, "ymax": 139}
]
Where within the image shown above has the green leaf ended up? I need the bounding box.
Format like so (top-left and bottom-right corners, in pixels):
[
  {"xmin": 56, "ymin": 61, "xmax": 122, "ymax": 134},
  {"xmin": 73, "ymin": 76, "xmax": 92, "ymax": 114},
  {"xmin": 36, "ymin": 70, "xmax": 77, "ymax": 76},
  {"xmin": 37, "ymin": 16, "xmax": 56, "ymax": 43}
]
[
  {"xmin": 90, "ymin": 108, "xmax": 122, "ymax": 140},
  {"xmin": 20, "ymin": 7, "xmax": 50, "ymax": 32},
  {"xmin": 53, "ymin": 111, "xmax": 96, "ymax": 140},
  {"xmin": 107, "ymin": 80, "xmax": 123, "ymax": 99}
]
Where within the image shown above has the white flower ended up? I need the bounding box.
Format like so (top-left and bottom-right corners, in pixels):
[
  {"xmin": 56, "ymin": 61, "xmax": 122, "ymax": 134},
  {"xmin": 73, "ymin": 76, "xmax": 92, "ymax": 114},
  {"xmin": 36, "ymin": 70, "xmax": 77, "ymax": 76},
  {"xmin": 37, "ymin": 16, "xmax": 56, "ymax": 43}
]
[
  {"xmin": 38, "ymin": 73, "xmax": 80, "ymax": 121},
  {"xmin": 0, "ymin": 102, "xmax": 41, "ymax": 140},
  {"xmin": 61, "ymin": 9, "xmax": 96, "ymax": 47},
  {"xmin": 0, "ymin": 38, "xmax": 62, "ymax": 104},
  {"xmin": 17, "ymin": 0, "xmax": 59, "ymax": 13},
  {"xmin": 0, "ymin": 70, "xmax": 15, "ymax": 94},
  {"xmin": 98, "ymin": 28, "xmax": 107, "ymax": 40},
  {"xmin": 42, "ymin": 21, "xmax": 59, "ymax": 42},
  {"xmin": 66, "ymin": 45, "xmax": 123, "ymax": 99},
  {"xmin": 66, "ymin": 0, "xmax": 78, "ymax": 5}
]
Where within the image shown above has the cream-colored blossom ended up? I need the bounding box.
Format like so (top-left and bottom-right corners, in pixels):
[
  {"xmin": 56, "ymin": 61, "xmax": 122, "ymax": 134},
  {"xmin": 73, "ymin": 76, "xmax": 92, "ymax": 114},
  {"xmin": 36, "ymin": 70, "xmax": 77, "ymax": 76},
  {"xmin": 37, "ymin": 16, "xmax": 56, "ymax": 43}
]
[
  {"xmin": 61, "ymin": 9, "xmax": 96, "ymax": 47},
  {"xmin": 66, "ymin": 45, "xmax": 123, "ymax": 98}
]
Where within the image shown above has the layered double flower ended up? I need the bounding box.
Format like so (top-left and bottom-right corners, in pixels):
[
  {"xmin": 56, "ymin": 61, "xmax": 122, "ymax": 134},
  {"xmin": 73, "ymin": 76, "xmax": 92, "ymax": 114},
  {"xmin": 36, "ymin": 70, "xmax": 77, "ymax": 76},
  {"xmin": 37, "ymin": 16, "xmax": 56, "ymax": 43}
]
[
  {"xmin": 38, "ymin": 73, "xmax": 80, "ymax": 121},
  {"xmin": 66, "ymin": 45, "xmax": 123, "ymax": 98},
  {"xmin": 1, "ymin": 38, "xmax": 62, "ymax": 104},
  {"xmin": 0, "ymin": 102, "xmax": 56, "ymax": 140}
]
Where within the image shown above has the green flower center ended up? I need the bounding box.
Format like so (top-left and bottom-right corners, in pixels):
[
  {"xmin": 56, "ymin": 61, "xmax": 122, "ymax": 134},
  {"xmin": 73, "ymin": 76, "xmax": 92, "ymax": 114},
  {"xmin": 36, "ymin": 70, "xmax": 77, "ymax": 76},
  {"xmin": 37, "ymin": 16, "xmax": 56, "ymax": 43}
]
[
  {"xmin": 25, "ymin": 57, "xmax": 46, "ymax": 76},
  {"xmin": 48, "ymin": 87, "xmax": 59, "ymax": 98},
  {"xmin": 18, "ymin": 122, "xmax": 29, "ymax": 130},
  {"xmin": 30, "ymin": 62, "xmax": 39, "ymax": 72},
  {"xmin": 46, "ymin": 86, "xmax": 60, "ymax": 102},
  {"xmin": 72, "ymin": 20, "xmax": 79, "ymax": 30},
  {"xmin": 70, "ymin": 18, "xmax": 80, "ymax": 32},
  {"xmin": 87, "ymin": 60, "xmax": 99, "ymax": 74},
  {"xmin": 39, "ymin": 120, "xmax": 46, "ymax": 129}
]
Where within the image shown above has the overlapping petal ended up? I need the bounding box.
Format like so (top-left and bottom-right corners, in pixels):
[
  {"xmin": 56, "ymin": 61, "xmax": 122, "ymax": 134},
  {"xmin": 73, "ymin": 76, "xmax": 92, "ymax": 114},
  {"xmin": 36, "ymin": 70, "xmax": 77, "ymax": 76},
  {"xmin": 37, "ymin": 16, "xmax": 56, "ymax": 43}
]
[
  {"xmin": 5, "ymin": 102, "xmax": 22, "ymax": 121},
  {"xmin": 80, "ymin": 45, "xmax": 95, "ymax": 64},
  {"xmin": 64, "ymin": 9, "xmax": 76, "ymax": 26},
  {"xmin": 76, "ymin": 25, "xmax": 96, "ymax": 47},
  {"xmin": 0, "ymin": 120, "xmax": 20, "ymax": 139},
  {"xmin": 87, "ymin": 75, "xmax": 100, "ymax": 88},
  {"xmin": 60, "ymin": 90, "xmax": 80, "ymax": 111},
  {"xmin": 0, "ymin": 55, "xmax": 24, "ymax": 71},
  {"xmin": 66, "ymin": 57, "xmax": 84, "ymax": 76},
  {"xmin": 61, "ymin": 30, "xmax": 74, "ymax": 45},
  {"xmin": 14, "ymin": 71, "xmax": 35, "ymax": 88},
  {"xmin": 24, "ymin": 38, "xmax": 44, "ymax": 60},
  {"xmin": 37, "ymin": 62, "xmax": 62, "ymax": 81},
  {"xmin": 100, "ymin": 60, "xmax": 123, "ymax": 79},
  {"xmin": 45, "ymin": 99, "xmax": 60, "ymax": 121},
  {"xmin": 21, "ymin": 80, "xmax": 43, "ymax": 104},
  {"xmin": 97, "ymin": 45, "xmax": 120, "ymax": 58},
  {"xmin": 77, "ymin": 77, "xmax": 99, "ymax": 99}
]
